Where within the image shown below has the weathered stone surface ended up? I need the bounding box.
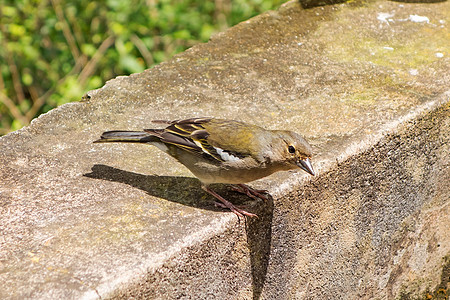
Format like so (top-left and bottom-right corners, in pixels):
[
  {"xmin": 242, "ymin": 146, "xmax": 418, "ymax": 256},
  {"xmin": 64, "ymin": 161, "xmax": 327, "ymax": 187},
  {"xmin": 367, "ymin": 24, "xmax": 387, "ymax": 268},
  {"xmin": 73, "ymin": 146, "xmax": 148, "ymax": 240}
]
[{"xmin": 0, "ymin": 0, "xmax": 448, "ymax": 299}]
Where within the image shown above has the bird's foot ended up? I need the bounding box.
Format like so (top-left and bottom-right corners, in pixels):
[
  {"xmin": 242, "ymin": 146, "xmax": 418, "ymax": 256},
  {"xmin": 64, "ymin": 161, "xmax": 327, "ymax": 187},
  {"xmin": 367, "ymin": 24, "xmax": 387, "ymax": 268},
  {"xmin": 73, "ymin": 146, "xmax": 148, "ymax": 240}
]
[
  {"xmin": 202, "ymin": 185, "xmax": 258, "ymax": 219},
  {"xmin": 213, "ymin": 201, "xmax": 256, "ymax": 218},
  {"xmin": 231, "ymin": 184, "xmax": 270, "ymax": 201}
]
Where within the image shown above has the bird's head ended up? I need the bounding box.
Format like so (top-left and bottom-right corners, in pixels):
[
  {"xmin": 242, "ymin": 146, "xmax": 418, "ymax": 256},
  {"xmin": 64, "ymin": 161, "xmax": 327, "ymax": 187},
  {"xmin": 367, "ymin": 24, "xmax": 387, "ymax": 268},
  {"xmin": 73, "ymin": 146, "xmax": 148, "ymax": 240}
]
[{"xmin": 273, "ymin": 131, "xmax": 315, "ymax": 176}]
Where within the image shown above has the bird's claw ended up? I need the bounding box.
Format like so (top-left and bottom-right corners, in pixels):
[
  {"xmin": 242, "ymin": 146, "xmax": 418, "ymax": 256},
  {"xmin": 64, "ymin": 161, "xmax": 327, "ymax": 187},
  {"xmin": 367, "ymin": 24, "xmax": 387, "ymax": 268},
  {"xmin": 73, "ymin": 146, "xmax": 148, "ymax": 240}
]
[{"xmin": 231, "ymin": 184, "xmax": 270, "ymax": 201}]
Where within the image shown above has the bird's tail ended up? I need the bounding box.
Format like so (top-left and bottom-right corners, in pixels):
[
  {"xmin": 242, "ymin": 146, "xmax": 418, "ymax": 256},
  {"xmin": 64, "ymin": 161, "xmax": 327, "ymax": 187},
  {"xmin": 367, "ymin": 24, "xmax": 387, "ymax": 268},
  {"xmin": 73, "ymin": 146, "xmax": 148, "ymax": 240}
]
[{"xmin": 94, "ymin": 130, "xmax": 160, "ymax": 144}]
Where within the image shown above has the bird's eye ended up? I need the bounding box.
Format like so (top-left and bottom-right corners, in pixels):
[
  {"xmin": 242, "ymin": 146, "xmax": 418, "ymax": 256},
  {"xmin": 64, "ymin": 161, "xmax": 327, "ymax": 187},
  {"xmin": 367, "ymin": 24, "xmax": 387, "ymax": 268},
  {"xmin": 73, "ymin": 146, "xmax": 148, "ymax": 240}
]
[{"xmin": 288, "ymin": 145, "xmax": 296, "ymax": 154}]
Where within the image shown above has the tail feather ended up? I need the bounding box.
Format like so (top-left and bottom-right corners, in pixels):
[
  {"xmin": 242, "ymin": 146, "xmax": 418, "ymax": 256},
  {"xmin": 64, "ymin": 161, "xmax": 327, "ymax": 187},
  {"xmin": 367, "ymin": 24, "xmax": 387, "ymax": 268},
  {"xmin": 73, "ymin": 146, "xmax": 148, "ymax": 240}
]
[{"xmin": 94, "ymin": 131, "xmax": 159, "ymax": 143}]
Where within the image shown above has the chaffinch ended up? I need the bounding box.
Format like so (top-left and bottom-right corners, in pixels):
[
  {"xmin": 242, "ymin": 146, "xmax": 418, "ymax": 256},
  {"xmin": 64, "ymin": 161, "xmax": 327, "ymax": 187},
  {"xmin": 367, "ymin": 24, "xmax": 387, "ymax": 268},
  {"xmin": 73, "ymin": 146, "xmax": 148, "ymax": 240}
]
[{"xmin": 95, "ymin": 117, "xmax": 315, "ymax": 218}]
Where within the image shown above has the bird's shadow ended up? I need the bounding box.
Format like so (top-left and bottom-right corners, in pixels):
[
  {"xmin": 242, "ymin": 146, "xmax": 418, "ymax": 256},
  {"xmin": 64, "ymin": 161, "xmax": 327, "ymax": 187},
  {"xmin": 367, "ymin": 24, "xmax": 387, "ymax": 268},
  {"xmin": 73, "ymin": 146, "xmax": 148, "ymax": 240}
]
[
  {"xmin": 84, "ymin": 164, "xmax": 273, "ymax": 299},
  {"xmin": 85, "ymin": 164, "xmax": 221, "ymax": 210}
]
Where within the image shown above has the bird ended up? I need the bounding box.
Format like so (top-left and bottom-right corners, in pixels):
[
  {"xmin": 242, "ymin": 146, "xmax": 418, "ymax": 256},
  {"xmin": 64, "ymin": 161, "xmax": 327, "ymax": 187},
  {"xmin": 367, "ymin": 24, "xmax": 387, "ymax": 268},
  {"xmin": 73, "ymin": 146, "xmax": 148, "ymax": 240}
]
[{"xmin": 94, "ymin": 117, "xmax": 315, "ymax": 218}]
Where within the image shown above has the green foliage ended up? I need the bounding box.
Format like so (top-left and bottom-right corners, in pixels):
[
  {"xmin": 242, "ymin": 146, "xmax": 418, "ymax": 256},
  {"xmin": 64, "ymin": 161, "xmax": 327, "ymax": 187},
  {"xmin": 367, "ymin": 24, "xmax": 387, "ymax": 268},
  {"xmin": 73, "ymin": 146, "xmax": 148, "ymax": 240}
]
[{"xmin": 0, "ymin": 0, "xmax": 285, "ymax": 135}]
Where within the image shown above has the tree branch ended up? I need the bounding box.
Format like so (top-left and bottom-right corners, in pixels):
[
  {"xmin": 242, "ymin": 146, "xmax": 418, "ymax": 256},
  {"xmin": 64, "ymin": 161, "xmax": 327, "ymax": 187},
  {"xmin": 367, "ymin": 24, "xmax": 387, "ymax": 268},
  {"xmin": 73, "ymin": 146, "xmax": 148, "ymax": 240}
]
[
  {"xmin": 130, "ymin": 34, "xmax": 154, "ymax": 67},
  {"xmin": 78, "ymin": 35, "xmax": 115, "ymax": 86},
  {"xmin": 51, "ymin": 0, "xmax": 81, "ymax": 61},
  {"xmin": 0, "ymin": 92, "xmax": 28, "ymax": 126}
]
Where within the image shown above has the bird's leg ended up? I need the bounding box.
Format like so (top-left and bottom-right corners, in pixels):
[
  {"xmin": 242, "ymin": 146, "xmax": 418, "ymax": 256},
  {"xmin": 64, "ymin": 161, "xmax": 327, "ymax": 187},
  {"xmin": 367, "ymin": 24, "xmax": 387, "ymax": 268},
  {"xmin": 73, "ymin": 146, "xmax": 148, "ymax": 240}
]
[
  {"xmin": 231, "ymin": 184, "xmax": 270, "ymax": 201},
  {"xmin": 201, "ymin": 185, "xmax": 258, "ymax": 218},
  {"xmin": 213, "ymin": 201, "xmax": 229, "ymax": 209}
]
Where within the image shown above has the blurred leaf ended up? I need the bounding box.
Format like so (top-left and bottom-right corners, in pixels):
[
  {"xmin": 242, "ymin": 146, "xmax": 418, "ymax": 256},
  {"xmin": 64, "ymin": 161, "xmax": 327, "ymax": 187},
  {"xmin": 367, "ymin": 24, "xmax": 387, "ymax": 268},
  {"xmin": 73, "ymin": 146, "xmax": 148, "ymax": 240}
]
[
  {"xmin": 22, "ymin": 72, "xmax": 33, "ymax": 85},
  {"xmin": 119, "ymin": 55, "xmax": 145, "ymax": 73},
  {"xmin": 153, "ymin": 50, "xmax": 168, "ymax": 63},
  {"xmin": 19, "ymin": 99, "xmax": 31, "ymax": 113},
  {"xmin": 9, "ymin": 24, "xmax": 26, "ymax": 37},
  {"xmin": 87, "ymin": 76, "xmax": 103, "ymax": 90},
  {"xmin": 2, "ymin": 6, "xmax": 17, "ymax": 17},
  {"xmin": 200, "ymin": 24, "xmax": 215, "ymax": 41},
  {"xmin": 110, "ymin": 22, "xmax": 125, "ymax": 35},
  {"xmin": 173, "ymin": 29, "xmax": 191, "ymax": 40},
  {"xmin": 11, "ymin": 119, "xmax": 24, "ymax": 131},
  {"xmin": 81, "ymin": 43, "xmax": 97, "ymax": 56}
]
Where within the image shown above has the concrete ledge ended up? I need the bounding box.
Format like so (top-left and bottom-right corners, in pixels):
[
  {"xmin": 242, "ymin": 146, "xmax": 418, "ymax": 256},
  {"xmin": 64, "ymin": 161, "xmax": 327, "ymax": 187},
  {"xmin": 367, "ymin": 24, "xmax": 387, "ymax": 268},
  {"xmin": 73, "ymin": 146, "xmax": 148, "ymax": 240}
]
[
  {"xmin": 1, "ymin": 0, "xmax": 449, "ymax": 299},
  {"xmin": 109, "ymin": 103, "xmax": 450, "ymax": 300}
]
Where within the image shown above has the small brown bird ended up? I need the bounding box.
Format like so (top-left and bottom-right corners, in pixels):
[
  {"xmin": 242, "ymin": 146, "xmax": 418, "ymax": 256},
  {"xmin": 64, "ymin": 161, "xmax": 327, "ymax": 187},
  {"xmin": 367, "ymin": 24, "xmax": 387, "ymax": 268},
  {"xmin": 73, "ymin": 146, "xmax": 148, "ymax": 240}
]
[{"xmin": 95, "ymin": 117, "xmax": 315, "ymax": 218}]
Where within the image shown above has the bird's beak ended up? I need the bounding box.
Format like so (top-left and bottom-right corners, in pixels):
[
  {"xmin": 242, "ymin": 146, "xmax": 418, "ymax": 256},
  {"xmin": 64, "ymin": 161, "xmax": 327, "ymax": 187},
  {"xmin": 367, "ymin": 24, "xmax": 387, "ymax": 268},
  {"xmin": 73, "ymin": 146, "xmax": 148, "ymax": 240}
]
[{"xmin": 297, "ymin": 158, "xmax": 315, "ymax": 176}]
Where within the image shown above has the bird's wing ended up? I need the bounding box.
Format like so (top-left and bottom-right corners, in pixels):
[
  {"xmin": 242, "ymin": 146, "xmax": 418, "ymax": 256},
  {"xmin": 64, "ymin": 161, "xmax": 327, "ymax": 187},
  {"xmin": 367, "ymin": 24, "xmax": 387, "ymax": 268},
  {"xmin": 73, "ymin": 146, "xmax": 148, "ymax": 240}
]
[{"xmin": 145, "ymin": 118, "xmax": 248, "ymax": 163}]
